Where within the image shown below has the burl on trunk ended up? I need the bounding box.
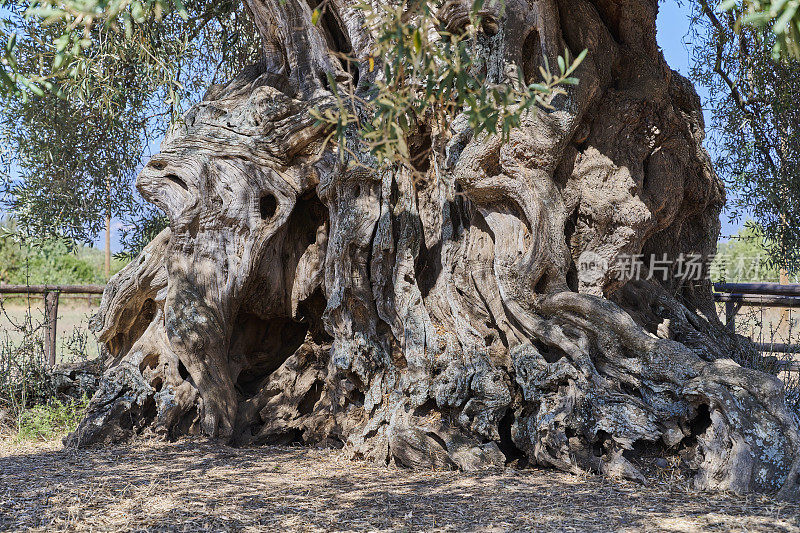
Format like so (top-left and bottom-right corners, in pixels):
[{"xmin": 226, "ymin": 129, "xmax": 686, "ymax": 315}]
[{"xmin": 67, "ymin": 0, "xmax": 800, "ymax": 497}]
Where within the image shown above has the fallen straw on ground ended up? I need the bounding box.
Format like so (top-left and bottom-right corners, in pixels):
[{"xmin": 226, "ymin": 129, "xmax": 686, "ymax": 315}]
[{"xmin": 0, "ymin": 438, "xmax": 797, "ymax": 532}]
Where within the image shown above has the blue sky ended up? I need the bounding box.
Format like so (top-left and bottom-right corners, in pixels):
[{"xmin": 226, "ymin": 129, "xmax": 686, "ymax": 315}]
[
  {"xmin": 656, "ymin": 1, "xmax": 743, "ymax": 239},
  {"xmin": 7, "ymin": 3, "xmax": 740, "ymax": 252},
  {"xmin": 658, "ymin": 1, "xmax": 696, "ymax": 80}
]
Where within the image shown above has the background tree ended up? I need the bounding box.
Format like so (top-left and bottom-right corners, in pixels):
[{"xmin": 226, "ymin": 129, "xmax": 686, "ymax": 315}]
[
  {"xmin": 0, "ymin": 219, "xmax": 119, "ymax": 284},
  {"xmin": 711, "ymin": 223, "xmax": 783, "ymax": 282},
  {"xmin": 690, "ymin": 0, "xmax": 800, "ymax": 275},
  {"xmin": 0, "ymin": 0, "xmax": 260, "ymax": 257},
  {"xmin": 721, "ymin": 0, "xmax": 800, "ymax": 58}
]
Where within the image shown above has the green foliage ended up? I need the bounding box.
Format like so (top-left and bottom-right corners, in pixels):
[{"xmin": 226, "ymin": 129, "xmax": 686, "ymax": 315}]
[
  {"xmin": 14, "ymin": 397, "xmax": 89, "ymax": 441},
  {"xmin": 691, "ymin": 1, "xmax": 800, "ymax": 274},
  {"xmin": 711, "ymin": 223, "xmax": 783, "ymax": 282},
  {"xmin": 0, "ymin": 47, "xmax": 147, "ymax": 243},
  {"xmin": 720, "ymin": 0, "xmax": 800, "ymax": 59},
  {"xmin": 312, "ymin": 0, "xmax": 585, "ymax": 174},
  {"xmin": 0, "ymin": 220, "xmax": 127, "ymax": 284},
  {"xmin": 1, "ymin": 0, "xmax": 258, "ymax": 108},
  {"xmin": 117, "ymin": 211, "xmax": 168, "ymax": 260},
  {"xmin": 1, "ymin": 0, "xmax": 260, "ymax": 246}
]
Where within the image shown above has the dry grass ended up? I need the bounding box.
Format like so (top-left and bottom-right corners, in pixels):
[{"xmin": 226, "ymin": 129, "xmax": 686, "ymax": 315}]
[
  {"xmin": 0, "ymin": 299, "xmax": 102, "ymax": 362},
  {"xmin": 0, "ymin": 437, "xmax": 797, "ymax": 532}
]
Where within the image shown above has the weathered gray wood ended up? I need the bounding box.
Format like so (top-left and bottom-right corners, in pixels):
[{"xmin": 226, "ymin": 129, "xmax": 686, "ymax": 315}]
[
  {"xmin": 43, "ymin": 291, "xmax": 59, "ymax": 367},
  {"xmin": 0, "ymin": 284, "xmax": 105, "ymax": 294},
  {"xmin": 65, "ymin": 0, "xmax": 800, "ymax": 498}
]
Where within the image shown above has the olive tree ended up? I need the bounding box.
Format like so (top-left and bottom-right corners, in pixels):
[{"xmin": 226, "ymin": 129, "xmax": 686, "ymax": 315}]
[{"xmin": 2, "ymin": 0, "xmax": 799, "ymax": 497}]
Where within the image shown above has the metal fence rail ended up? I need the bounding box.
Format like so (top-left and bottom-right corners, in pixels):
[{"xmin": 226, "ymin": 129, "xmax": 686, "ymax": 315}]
[
  {"xmin": 714, "ymin": 282, "xmax": 800, "ymax": 297},
  {"xmin": 0, "ymin": 284, "xmax": 105, "ymax": 366},
  {"xmin": 714, "ymin": 282, "xmax": 800, "ymax": 363}
]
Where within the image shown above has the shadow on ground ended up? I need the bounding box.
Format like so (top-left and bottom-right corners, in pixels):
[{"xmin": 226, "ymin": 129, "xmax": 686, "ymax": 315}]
[{"xmin": 0, "ymin": 439, "xmax": 797, "ymax": 531}]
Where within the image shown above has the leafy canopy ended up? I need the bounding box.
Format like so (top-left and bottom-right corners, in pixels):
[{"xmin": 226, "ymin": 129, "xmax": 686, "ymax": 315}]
[
  {"xmin": 721, "ymin": 0, "xmax": 800, "ymax": 58},
  {"xmin": 1, "ymin": 0, "xmax": 581, "ymax": 247},
  {"xmin": 692, "ymin": 0, "xmax": 800, "ymax": 273},
  {"xmin": 0, "ymin": 0, "xmax": 799, "ymax": 256},
  {"xmin": 0, "ymin": 0, "xmax": 259, "ymax": 247},
  {"xmin": 311, "ymin": 1, "xmax": 585, "ymax": 174}
]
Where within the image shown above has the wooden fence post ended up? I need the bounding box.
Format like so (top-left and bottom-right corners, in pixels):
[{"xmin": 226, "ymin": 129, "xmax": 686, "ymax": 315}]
[
  {"xmin": 725, "ymin": 300, "xmax": 736, "ymax": 333},
  {"xmin": 0, "ymin": 285, "xmax": 105, "ymax": 367},
  {"xmin": 43, "ymin": 290, "xmax": 60, "ymax": 366}
]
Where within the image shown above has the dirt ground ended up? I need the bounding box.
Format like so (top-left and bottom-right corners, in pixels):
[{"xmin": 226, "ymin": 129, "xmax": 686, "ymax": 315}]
[{"xmin": 0, "ymin": 438, "xmax": 797, "ymax": 532}]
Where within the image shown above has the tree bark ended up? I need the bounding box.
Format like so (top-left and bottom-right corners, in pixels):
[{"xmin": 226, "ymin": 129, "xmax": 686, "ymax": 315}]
[
  {"xmin": 67, "ymin": 0, "xmax": 800, "ymax": 497},
  {"xmin": 105, "ymin": 177, "xmax": 112, "ymax": 280}
]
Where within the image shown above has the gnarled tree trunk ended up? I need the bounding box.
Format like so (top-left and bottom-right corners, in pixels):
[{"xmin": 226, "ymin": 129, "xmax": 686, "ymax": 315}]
[{"xmin": 67, "ymin": 0, "xmax": 800, "ymax": 497}]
